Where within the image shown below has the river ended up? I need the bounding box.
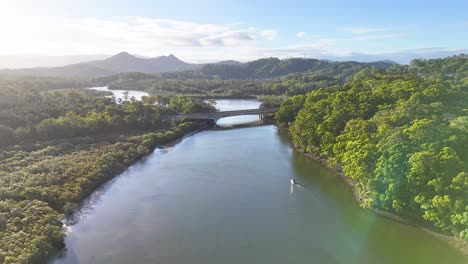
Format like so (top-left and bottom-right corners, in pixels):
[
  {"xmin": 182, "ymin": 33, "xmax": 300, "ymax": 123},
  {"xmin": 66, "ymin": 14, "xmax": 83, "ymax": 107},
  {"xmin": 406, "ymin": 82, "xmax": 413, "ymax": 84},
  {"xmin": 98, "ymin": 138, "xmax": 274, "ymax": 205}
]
[
  {"xmin": 86, "ymin": 87, "xmax": 261, "ymax": 127},
  {"xmin": 87, "ymin": 86, "xmax": 150, "ymax": 102},
  {"xmin": 213, "ymin": 99, "xmax": 261, "ymax": 127},
  {"xmin": 52, "ymin": 99, "xmax": 467, "ymax": 264}
]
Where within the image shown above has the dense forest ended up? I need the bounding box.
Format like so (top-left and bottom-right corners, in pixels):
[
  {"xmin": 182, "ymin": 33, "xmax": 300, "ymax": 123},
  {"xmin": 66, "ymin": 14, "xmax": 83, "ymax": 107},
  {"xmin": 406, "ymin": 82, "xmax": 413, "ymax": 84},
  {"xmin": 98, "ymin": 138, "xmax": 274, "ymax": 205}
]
[
  {"xmin": 195, "ymin": 57, "xmax": 393, "ymax": 79},
  {"xmin": 104, "ymin": 58, "xmax": 394, "ymax": 98},
  {"xmin": 0, "ymin": 85, "xmax": 215, "ymax": 147},
  {"xmin": 0, "ymin": 76, "xmax": 102, "ymax": 92},
  {"xmin": 277, "ymin": 54, "xmax": 468, "ymax": 240},
  {"xmin": 0, "ymin": 57, "xmax": 395, "ymax": 102}
]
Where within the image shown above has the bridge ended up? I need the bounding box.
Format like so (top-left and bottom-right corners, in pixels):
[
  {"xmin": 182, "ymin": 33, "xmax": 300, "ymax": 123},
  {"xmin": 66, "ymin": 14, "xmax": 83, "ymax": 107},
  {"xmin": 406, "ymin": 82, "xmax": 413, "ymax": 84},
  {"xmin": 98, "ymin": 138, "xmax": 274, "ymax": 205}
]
[{"xmin": 163, "ymin": 108, "xmax": 279, "ymax": 120}]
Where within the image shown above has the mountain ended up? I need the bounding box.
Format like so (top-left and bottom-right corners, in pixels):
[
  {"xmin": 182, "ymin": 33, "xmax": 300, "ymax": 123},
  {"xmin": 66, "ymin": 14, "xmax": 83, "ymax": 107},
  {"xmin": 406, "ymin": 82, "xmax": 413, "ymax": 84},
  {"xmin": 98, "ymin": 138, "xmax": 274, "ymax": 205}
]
[
  {"xmin": 87, "ymin": 52, "xmax": 198, "ymax": 73},
  {"xmin": 379, "ymin": 60, "xmax": 399, "ymax": 64},
  {"xmin": 0, "ymin": 52, "xmax": 198, "ymax": 77},
  {"xmin": 0, "ymin": 54, "xmax": 110, "ymax": 69},
  {"xmin": 0, "ymin": 63, "xmax": 115, "ymax": 78},
  {"xmin": 0, "ymin": 52, "xmax": 398, "ymax": 79},
  {"xmin": 319, "ymin": 49, "xmax": 468, "ymax": 64},
  {"xmin": 197, "ymin": 57, "xmax": 396, "ymax": 79},
  {"xmin": 216, "ymin": 60, "xmax": 243, "ymax": 65}
]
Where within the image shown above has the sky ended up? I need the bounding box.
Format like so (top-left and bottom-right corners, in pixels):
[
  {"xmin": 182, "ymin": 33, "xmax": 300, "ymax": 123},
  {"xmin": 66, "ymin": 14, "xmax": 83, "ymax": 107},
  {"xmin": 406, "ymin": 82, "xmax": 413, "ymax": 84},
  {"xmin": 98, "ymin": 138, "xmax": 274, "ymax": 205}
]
[{"xmin": 0, "ymin": 0, "xmax": 467, "ymax": 63}]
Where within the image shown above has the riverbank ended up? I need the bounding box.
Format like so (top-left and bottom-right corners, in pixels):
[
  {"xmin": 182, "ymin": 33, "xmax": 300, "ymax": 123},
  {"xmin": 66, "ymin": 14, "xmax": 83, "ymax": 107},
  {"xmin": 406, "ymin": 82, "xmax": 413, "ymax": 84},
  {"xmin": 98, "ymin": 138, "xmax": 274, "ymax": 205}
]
[
  {"xmin": 0, "ymin": 121, "xmax": 210, "ymax": 264},
  {"xmin": 291, "ymin": 142, "xmax": 468, "ymax": 256}
]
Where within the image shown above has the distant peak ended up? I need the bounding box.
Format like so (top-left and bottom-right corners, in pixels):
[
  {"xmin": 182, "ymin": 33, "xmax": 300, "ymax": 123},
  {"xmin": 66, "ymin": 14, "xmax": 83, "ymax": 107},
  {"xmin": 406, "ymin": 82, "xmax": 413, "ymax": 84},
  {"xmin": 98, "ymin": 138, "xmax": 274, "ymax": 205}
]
[
  {"xmin": 113, "ymin": 51, "xmax": 134, "ymax": 58},
  {"xmin": 216, "ymin": 60, "xmax": 242, "ymax": 65},
  {"xmin": 167, "ymin": 54, "xmax": 177, "ymax": 59}
]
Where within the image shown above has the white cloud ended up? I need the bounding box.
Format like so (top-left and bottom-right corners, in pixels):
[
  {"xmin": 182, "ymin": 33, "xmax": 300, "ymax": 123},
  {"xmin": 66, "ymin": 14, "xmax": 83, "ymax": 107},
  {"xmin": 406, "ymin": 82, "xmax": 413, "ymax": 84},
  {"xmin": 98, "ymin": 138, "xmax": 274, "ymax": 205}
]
[
  {"xmin": 335, "ymin": 26, "xmax": 406, "ymax": 43},
  {"xmin": 0, "ymin": 15, "xmax": 285, "ymax": 62},
  {"xmin": 67, "ymin": 17, "xmax": 257, "ymax": 48},
  {"xmin": 296, "ymin": 32, "xmax": 306, "ymax": 38},
  {"xmin": 339, "ymin": 27, "xmax": 388, "ymax": 34},
  {"xmin": 0, "ymin": 15, "xmax": 459, "ymax": 65},
  {"xmin": 260, "ymin": 29, "xmax": 278, "ymax": 40},
  {"xmin": 350, "ymin": 34, "xmax": 407, "ymax": 41},
  {"xmin": 255, "ymin": 39, "xmax": 347, "ymax": 58},
  {"xmin": 0, "ymin": 16, "xmax": 278, "ymax": 57}
]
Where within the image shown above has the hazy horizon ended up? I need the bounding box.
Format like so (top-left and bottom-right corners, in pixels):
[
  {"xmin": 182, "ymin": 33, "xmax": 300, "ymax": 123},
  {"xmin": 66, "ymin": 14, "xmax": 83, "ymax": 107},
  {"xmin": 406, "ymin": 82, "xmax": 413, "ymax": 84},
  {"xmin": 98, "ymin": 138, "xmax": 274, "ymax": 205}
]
[{"xmin": 1, "ymin": 49, "xmax": 467, "ymax": 69}]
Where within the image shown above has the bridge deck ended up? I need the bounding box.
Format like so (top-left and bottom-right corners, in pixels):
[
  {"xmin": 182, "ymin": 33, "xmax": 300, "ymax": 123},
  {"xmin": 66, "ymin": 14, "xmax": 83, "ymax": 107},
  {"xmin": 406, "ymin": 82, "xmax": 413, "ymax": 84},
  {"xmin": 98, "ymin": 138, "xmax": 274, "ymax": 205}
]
[{"xmin": 163, "ymin": 108, "xmax": 279, "ymax": 120}]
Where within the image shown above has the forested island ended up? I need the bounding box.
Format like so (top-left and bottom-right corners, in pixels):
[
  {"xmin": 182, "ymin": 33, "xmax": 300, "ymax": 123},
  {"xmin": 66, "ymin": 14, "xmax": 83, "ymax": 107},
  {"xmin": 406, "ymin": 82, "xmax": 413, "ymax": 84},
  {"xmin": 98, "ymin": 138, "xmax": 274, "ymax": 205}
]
[{"xmin": 0, "ymin": 54, "xmax": 467, "ymax": 263}]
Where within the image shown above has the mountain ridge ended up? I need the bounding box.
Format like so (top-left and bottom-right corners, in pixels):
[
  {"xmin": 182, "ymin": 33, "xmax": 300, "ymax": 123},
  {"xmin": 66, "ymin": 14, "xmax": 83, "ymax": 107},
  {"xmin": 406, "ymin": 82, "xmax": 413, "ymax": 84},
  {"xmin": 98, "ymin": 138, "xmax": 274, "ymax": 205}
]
[
  {"xmin": 0, "ymin": 52, "xmax": 198, "ymax": 77},
  {"xmin": 0, "ymin": 52, "xmax": 400, "ymax": 78}
]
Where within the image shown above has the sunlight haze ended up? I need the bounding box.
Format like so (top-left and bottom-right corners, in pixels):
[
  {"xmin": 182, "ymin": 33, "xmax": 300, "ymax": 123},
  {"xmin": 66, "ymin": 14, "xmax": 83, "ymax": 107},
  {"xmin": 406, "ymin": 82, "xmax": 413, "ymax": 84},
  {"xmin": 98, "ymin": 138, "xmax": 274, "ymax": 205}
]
[{"xmin": 0, "ymin": 0, "xmax": 466, "ymax": 64}]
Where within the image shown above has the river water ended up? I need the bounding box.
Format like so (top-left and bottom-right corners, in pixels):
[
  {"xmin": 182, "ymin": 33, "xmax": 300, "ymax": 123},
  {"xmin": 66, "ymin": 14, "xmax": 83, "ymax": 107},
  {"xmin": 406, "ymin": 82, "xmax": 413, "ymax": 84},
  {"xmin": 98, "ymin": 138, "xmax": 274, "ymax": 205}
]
[
  {"xmin": 52, "ymin": 100, "xmax": 467, "ymax": 264},
  {"xmin": 213, "ymin": 99, "xmax": 261, "ymax": 127},
  {"xmin": 87, "ymin": 86, "xmax": 150, "ymax": 102}
]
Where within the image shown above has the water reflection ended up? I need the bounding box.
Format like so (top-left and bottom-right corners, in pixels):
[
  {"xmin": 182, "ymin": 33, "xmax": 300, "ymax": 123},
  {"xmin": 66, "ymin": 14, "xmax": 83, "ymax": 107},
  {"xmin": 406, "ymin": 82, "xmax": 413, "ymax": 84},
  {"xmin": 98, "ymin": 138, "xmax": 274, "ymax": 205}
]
[
  {"xmin": 87, "ymin": 86, "xmax": 150, "ymax": 102},
  {"xmin": 213, "ymin": 99, "xmax": 261, "ymax": 111},
  {"xmin": 214, "ymin": 99, "xmax": 261, "ymax": 127},
  {"xmin": 52, "ymin": 126, "xmax": 467, "ymax": 264}
]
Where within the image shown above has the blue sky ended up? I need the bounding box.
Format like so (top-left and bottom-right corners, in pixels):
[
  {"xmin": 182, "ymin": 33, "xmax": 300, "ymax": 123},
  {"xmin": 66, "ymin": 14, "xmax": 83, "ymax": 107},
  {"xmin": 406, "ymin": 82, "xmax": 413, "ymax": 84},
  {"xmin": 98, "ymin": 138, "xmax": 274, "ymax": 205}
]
[{"xmin": 1, "ymin": 0, "xmax": 467, "ymax": 63}]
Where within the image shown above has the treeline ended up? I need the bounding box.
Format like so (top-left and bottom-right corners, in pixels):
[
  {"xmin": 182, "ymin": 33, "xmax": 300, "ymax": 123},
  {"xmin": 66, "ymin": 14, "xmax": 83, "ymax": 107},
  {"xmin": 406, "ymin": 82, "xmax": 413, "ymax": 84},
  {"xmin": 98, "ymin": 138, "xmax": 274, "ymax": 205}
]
[
  {"xmin": 106, "ymin": 70, "xmax": 362, "ymax": 98},
  {"xmin": 103, "ymin": 58, "xmax": 395, "ymax": 98},
  {"xmin": 409, "ymin": 55, "xmax": 468, "ymax": 81},
  {"xmin": 197, "ymin": 57, "xmax": 393, "ymax": 79},
  {"xmin": 277, "ymin": 55, "xmax": 467, "ymax": 240},
  {"xmin": 0, "ymin": 89, "xmax": 110, "ymax": 141},
  {"xmin": 0, "ymin": 88, "xmax": 214, "ymax": 147},
  {"xmin": 0, "ymin": 75, "xmax": 110, "ymax": 93},
  {"xmin": 108, "ymin": 74, "xmax": 261, "ymax": 98}
]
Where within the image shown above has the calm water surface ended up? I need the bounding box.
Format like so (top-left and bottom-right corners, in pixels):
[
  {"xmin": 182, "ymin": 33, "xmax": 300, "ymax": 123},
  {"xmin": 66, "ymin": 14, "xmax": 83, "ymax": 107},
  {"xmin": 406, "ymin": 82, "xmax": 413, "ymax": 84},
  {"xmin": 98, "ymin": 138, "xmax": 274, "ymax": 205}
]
[
  {"xmin": 52, "ymin": 102, "xmax": 467, "ymax": 264},
  {"xmin": 213, "ymin": 99, "xmax": 261, "ymax": 127},
  {"xmin": 87, "ymin": 86, "xmax": 150, "ymax": 102}
]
